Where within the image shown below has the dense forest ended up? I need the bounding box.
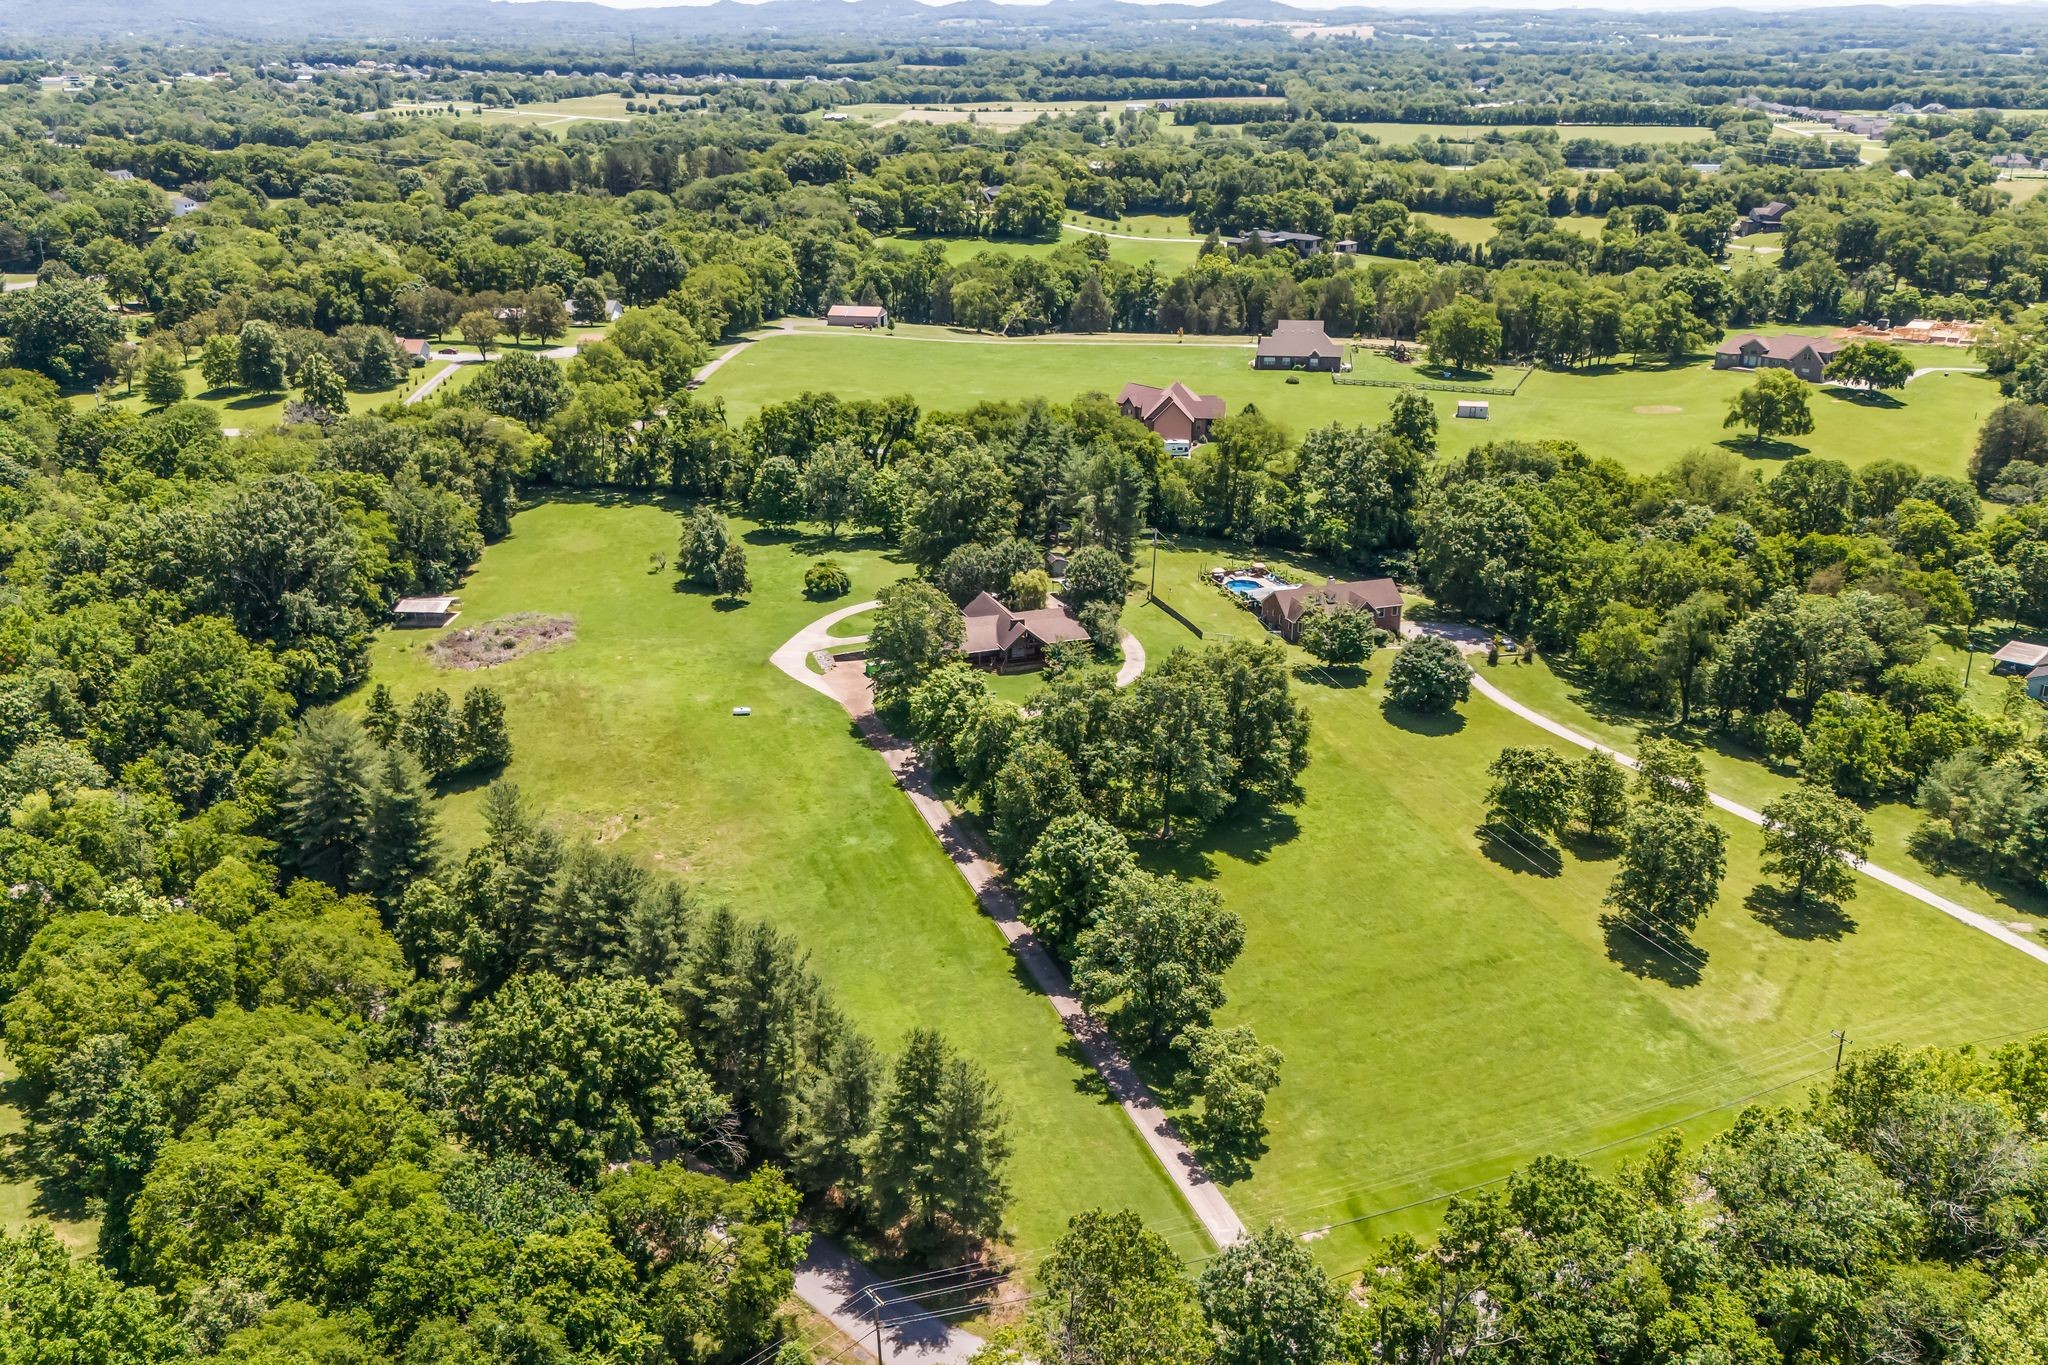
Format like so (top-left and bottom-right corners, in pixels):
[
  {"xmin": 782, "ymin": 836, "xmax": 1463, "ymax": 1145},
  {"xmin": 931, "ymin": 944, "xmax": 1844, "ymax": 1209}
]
[{"xmin": 3, "ymin": 6, "xmax": 2048, "ymax": 1362}]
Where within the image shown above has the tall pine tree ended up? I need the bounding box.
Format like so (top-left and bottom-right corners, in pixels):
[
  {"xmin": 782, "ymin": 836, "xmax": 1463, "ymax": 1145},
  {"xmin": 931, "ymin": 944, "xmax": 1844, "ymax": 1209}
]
[
  {"xmin": 868, "ymin": 1029, "xmax": 1010, "ymax": 1249},
  {"xmin": 362, "ymin": 748, "xmax": 439, "ymax": 919},
  {"xmin": 283, "ymin": 710, "xmax": 377, "ymax": 891}
]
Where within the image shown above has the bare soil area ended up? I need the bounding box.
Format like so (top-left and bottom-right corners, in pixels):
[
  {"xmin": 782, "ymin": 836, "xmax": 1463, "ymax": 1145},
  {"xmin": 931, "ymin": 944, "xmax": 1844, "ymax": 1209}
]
[{"xmin": 427, "ymin": 613, "xmax": 576, "ymax": 669}]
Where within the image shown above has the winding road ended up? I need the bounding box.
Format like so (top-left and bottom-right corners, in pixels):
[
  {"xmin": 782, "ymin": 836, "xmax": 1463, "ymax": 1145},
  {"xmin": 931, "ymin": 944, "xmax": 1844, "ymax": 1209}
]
[{"xmin": 771, "ymin": 602, "xmax": 1246, "ymax": 1251}]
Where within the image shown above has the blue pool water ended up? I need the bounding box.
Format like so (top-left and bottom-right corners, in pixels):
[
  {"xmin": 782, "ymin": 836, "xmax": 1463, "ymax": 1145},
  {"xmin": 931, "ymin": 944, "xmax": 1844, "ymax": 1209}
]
[{"xmin": 1225, "ymin": 577, "xmax": 1264, "ymax": 595}]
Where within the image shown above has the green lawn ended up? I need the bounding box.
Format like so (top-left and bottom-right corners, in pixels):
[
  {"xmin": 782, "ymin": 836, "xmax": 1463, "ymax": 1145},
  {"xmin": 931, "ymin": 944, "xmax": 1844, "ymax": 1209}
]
[
  {"xmin": 383, "ymin": 93, "xmax": 643, "ymax": 133},
  {"xmin": 1121, "ymin": 545, "xmax": 2048, "ymax": 1273},
  {"xmin": 889, "ymin": 228, "xmax": 1203, "ymax": 273},
  {"xmin": 1343, "ymin": 122, "xmax": 1713, "ymax": 147},
  {"xmin": 0, "ymin": 1043, "xmax": 98, "ymax": 1255},
  {"xmin": 76, "ymin": 357, "xmax": 431, "ymax": 422},
  {"xmin": 1999, "ymin": 174, "xmax": 2048, "ymax": 204},
  {"xmin": 1468, "ymin": 648, "xmax": 2048, "ymax": 937},
  {"xmin": 360, "ymin": 502, "xmax": 1211, "ymax": 1263},
  {"xmin": 700, "ymin": 329, "xmax": 1995, "ymax": 480}
]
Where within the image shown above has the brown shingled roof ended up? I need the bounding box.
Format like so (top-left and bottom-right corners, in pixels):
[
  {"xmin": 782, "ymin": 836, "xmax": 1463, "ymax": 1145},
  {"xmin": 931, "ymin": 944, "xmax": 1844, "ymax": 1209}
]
[{"xmin": 962, "ymin": 592, "xmax": 1090, "ymax": 655}]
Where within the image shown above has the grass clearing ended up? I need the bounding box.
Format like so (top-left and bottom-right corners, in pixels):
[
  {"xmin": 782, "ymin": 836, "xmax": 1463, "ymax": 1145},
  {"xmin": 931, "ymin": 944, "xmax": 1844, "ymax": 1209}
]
[
  {"xmin": 362, "ymin": 501, "xmax": 1210, "ymax": 1264},
  {"xmin": 0, "ymin": 1043, "xmax": 98, "ymax": 1255},
  {"xmin": 382, "ymin": 93, "xmax": 645, "ymax": 133},
  {"xmin": 1998, "ymin": 173, "xmax": 2048, "ymax": 204},
  {"xmin": 1123, "ymin": 545, "xmax": 2048, "ymax": 1270},
  {"xmin": 73, "ymin": 356, "xmax": 431, "ymax": 422},
  {"xmin": 701, "ymin": 328, "xmax": 1994, "ymax": 481},
  {"xmin": 1468, "ymin": 651, "xmax": 2048, "ymax": 937},
  {"xmin": 1343, "ymin": 122, "xmax": 1712, "ymax": 147},
  {"xmin": 892, "ymin": 229, "xmax": 1203, "ymax": 273}
]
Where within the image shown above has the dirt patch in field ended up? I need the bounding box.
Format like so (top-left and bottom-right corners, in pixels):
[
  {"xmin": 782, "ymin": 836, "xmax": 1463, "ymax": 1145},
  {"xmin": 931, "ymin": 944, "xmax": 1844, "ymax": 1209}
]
[
  {"xmin": 1632, "ymin": 404, "xmax": 1684, "ymax": 414},
  {"xmin": 427, "ymin": 613, "xmax": 576, "ymax": 669}
]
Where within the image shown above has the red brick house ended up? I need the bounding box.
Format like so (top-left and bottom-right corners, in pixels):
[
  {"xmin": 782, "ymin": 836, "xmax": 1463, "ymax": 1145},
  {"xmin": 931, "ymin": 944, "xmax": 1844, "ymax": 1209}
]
[
  {"xmin": 1258, "ymin": 578, "xmax": 1402, "ymax": 642},
  {"xmin": 1712, "ymin": 333, "xmax": 1842, "ymax": 383},
  {"xmin": 1116, "ymin": 381, "xmax": 1226, "ymax": 448}
]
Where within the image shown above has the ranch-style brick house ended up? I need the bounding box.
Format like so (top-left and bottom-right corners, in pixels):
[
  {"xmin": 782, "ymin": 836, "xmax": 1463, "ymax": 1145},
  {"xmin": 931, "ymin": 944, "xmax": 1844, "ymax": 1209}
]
[
  {"xmin": 1712, "ymin": 333, "xmax": 1843, "ymax": 383},
  {"xmin": 1255, "ymin": 319, "xmax": 1344, "ymax": 371},
  {"xmin": 961, "ymin": 592, "xmax": 1091, "ymax": 670},
  {"xmin": 1259, "ymin": 578, "xmax": 1403, "ymax": 642},
  {"xmin": 1116, "ymin": 380, "xmax": 1225, "ymax": 447}
]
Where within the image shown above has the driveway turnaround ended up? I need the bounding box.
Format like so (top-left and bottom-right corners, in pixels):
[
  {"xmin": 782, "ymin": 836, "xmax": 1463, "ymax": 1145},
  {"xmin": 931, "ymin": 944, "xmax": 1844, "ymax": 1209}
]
[{"xmin": 772, "ymin": 605, "xmax": 1245, "ymax": 1249}]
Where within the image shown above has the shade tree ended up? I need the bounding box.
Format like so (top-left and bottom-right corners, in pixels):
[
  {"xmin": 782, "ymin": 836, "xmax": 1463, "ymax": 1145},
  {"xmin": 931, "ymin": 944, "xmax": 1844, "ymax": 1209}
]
[
  {"xmin": 1385, "ymin": 636, "xmax": 1469, "ymax": 715},
  {"xmin": 1759, "ymin": 786, "xmax": 1871, "ymax": 911}
]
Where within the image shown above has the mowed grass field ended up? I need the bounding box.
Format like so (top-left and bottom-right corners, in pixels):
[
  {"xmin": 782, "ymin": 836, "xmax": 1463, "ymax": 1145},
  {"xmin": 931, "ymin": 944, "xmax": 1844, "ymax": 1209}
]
[
  {"xmin": 382, "ymin": 93, "xmax": 643, "ymax": 132},
  {"xmin": 1412, "ymin": 211, "xmax": 1607, "ymax": 245},
  {"xmin": 1119, "ymin": 546, "xmax": 2048, "ymax": 1270},
  {"xmin": 1473, "ymin": 652, "xmax": 2048, "ymax": 936},
  {"xmin": 899, "ymin": 228, "xmax": 1205, "ymax": 273},
  {"xmin": 1342, "ymin": 121, "xmax": 1713, "ymax": 146},
  {"xmin": 830, "ymin": 98, "xmax": 1282, "ymax": 128},
  {"xmin": 701, "ymin": 326, "xmax": 1994, "ymax": 481},
  {"xmin": 361, "ymin": 502, "xmax": 1211, "ymax": 1262},
  {"xmin": 78, "ymin": 356, "xmax": 434, "ymax": 421}
]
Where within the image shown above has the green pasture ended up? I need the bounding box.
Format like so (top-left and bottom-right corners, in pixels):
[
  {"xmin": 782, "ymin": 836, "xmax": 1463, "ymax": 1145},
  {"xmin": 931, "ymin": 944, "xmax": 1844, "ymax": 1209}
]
[
  {"xmin": 1410, "ymin": 213, "xmax": 1607, "ymax": 245},
  {"xmin": 382, "ymin": 93, "xmax": 642, "ymax": 132},
  {"xmin": 700, "ymin": 328, "xmax": 1994, "ymax": 480},
  {"xmin": 892, "ymin": 229, "xmax": 1204, "ymax": 273},
  {"xmin": 1999, "ymin": 174, "xmax": 2048, "ymax": 204},
  {"xmin": 1343, "ymin": 122, "xmax": 1713, "ymax": 147},
  {"xmin": 1121, "ymin": 545, "xmax": 2048, "ymax": 1270},
  {"xmin": 831, "ymin": 98, "xmax": 1282, "ymax": 128},
  {"xmin": 360, "ymin": 502, "xmax": 1210, "ymax": 1263}
]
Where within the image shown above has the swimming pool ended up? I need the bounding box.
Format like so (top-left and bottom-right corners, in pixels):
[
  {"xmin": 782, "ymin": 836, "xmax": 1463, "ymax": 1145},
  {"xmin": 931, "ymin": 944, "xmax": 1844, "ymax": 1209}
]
[{"xmin": 1225, "ymin": 577, "xmax": 1264, "ymax": 595}]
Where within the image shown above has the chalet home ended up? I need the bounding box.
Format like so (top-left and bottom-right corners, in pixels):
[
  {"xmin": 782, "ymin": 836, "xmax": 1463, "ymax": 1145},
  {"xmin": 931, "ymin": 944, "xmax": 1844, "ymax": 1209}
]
[
  {"xmin": 1712, "ymin": 334, "xmax": 1843, "ymax": 383},
  {"xmin": 1254, "ymin": 320, "xmax": 1344, "ymax": 371},
  {"xmin": 398, "ymin": 337, "xmax": 434, "ymax": 367},
  {"xmin": 1116, "ymin": 381, "xmax": 1225, "ymax": 450},
  {"xmin": 824, "ymin": 304, "xmax": 888, "ymax": 329},
  {"xmin": 961, "ymin": 592, "xmax": 1090, "ymax": 671},
  {"xmin": 1259, "ymin": 578, "xmax": 1403, "ymax": 642},
  {"xmin": 1736, "ymin": 201, "xmax": 1791, "ymax": 236}
]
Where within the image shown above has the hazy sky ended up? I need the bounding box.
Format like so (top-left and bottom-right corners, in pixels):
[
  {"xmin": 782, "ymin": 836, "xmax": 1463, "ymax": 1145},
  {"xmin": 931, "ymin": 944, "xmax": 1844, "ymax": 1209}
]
[{"xmin": 501, "ymin": 0, "xmax": 2048, "ymax": 10}]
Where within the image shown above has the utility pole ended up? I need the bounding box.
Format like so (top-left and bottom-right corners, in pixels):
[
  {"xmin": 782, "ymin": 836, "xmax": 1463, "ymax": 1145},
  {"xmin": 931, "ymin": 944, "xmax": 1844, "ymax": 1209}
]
[
  {"xmin": 1149, "ymin": 526, "xmax": 1160, "ymax": 597},
  {"xmin": 865, "ymin": 1287, "xmax": 886, "ymax": 1364},
  {"xmin": 1831, "ymin": 1029, "xmax": 1850, "ymax": 1072}
]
